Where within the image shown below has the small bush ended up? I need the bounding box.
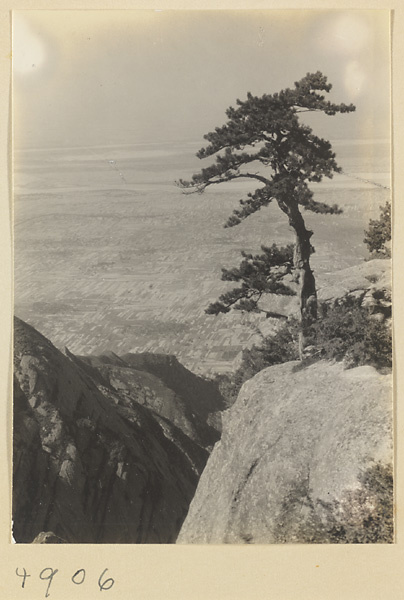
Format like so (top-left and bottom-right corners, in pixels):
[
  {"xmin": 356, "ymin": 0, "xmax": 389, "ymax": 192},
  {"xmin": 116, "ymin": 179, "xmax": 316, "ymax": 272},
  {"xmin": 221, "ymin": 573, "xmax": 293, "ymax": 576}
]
[
  {"xmin": 315, "ymin": 462, "xmax": 394, "ymax": 543},
  {"xmin": 273, "ymin": 462, "xmax": 393, "ymax": 543},
  {"xmin": 214, "ymin": 321, "xmax": 300, "ymax": 406},
  {"xmin": 237, "ymin": 321, "xmax": 300, "ymax": 380},
  {"xmin": 364, "ymin": 201, "xmax": 391, "ymax": 258},
  {"xmin": 306, "ymin": 296, "xmax": 392, "ymax": 371},
  {"xmin": 216, "ymin": 295, "xmax": 391, "ymax": 406}
]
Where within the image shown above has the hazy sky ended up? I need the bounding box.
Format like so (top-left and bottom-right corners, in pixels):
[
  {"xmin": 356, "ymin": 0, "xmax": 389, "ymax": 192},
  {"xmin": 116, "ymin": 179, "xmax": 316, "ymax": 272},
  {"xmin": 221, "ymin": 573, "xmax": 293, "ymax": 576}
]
[{"xmin": 13, "ymin": 10, "xmax": 390, "ymax": 148}]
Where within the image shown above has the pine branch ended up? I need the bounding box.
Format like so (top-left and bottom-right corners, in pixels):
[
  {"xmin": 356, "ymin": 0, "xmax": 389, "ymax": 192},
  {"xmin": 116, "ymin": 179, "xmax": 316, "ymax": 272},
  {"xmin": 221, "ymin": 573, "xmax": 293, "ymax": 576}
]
[
  {"xmin": 178, "ymin": 71, "xmax": 355, "ymax": 342},
  {"xmin": 177, "ymin": 72, "xmax": 354, "ymax": 221},
  {"xmin": 205, "ymin": 244, "xmax": 296, "ymax": 316},
  {"xmin": 177, "ymin": 171, "xmax": 271, "ymax": 195},
  {"xmin": 301, "ymin": 199, "xmax": 343, "ymax": 215}
]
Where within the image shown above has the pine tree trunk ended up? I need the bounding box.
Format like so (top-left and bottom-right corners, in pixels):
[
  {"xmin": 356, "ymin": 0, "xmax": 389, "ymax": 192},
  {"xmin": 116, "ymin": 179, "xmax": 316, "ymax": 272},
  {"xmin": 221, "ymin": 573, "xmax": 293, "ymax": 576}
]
[
  {"xmin": 278, "ymin": 198, "xmax": 317, "ymax": 359},
  {"xmin": 294, "ymin": 229, "xmax": 317, "ymax": 360}
]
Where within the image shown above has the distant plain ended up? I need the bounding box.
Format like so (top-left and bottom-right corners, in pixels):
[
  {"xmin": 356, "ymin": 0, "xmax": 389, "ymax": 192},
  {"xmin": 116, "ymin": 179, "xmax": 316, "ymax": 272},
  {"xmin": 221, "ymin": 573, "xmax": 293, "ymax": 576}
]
[{"xmin": 14, "ymin": 139, "xmax": 390, "ymax": 374}]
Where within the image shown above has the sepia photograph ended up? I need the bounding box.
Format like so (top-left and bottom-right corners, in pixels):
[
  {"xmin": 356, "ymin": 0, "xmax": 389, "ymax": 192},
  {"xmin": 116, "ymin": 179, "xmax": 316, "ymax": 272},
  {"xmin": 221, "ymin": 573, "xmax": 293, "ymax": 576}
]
[{"xmin": 12, "ymin": 9, "xmax": 392, "ymax": 546}]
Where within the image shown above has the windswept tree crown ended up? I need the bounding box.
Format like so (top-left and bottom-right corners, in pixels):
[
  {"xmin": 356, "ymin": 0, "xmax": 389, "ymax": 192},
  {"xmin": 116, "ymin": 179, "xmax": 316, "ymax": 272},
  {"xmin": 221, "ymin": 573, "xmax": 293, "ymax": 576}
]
[
  {"xmin": 178, "ymin": 72, "xmax": 355, "ymax": 352},
  {"xmin": 177, "ymin": 71, "xmax": 355, "ymax": 227}
]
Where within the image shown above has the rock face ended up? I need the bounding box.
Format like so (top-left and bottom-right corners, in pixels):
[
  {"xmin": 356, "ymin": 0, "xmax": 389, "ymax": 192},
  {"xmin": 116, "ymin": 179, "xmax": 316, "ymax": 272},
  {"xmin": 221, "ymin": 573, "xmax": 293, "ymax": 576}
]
[
  {"xmin": 78, "ymin": 351, "xmax": 224, "ymax": 450},
  {"xmin": 257, "ymin": 258, "xmax": 391, "ymax": 340},
  {"xmin": 177, "ymin": 360, "xmax": 393, "ymax": 544},
  {"xmin": 316, "ymin": 258, "xmax": 391, "ymax": 305},
  {"xmin": 317, "ymin": 258, "xmax": 392, "ymax": 320},
  {"xmin": 13, "ymin": 317, "xmax": 224, "ymax": 544}
]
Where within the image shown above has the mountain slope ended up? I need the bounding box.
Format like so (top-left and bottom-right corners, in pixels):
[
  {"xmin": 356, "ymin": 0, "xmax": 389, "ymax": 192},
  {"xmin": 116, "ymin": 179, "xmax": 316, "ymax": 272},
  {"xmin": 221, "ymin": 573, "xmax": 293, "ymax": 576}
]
[
  {"xmin": 78, "ymin": 351, "xmax": 224, "ymax": 450},
  {"xmin": 13, "ymin": 317, "xmax": 223, "ymax": 543}
]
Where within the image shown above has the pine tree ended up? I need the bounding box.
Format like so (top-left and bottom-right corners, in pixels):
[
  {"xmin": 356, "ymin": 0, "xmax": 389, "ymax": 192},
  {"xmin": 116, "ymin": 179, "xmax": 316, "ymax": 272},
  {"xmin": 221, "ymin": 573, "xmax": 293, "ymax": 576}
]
[
  {"xmin": 177, "ymin": 72, "xmax": 355, "ymax": 356},
  {"xmin": 205, "ymin": 243, "xmax": 296, "ymax": 319},
  {"xmin": 364, "ymin": 201, "xmax": 391, "ymax": 258}
]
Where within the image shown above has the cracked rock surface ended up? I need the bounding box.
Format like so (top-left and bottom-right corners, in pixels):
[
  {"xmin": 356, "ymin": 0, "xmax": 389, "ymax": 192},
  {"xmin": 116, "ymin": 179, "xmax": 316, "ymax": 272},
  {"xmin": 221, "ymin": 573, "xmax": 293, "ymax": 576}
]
[{"xmin": 177, "ymin": 360, "xmax": 392, "ymax": 544}]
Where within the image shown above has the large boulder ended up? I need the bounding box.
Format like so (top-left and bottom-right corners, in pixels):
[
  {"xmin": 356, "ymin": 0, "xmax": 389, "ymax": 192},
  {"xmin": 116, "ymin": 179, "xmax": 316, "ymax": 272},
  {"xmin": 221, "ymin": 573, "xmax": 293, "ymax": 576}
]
[{"xmin": 178, "ymin": 360, "xmax": 393, "ymax": 544}]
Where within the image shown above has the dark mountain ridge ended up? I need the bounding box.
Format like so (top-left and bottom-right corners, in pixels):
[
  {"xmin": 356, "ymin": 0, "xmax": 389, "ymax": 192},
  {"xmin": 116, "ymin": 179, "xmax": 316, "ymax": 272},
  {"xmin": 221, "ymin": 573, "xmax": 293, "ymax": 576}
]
[
  {"xmin": 13, "ymin": 317, "xmax": 224, "ymax": 543},
  {"xmin": 78, "ymin": 350, "xmax": 225, "ymax": 449}
]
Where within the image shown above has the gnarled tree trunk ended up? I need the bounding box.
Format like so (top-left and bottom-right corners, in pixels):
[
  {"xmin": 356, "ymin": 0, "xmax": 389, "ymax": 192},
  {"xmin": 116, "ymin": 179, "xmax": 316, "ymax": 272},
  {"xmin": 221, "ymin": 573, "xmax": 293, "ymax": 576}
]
[{"xmin": 278, "ymin": 197, "xmax": 317, "ymax": 359}]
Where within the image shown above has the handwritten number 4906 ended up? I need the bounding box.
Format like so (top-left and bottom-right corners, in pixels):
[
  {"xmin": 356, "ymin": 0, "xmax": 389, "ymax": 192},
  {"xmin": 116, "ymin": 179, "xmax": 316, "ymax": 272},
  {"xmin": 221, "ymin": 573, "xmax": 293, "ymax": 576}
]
[{"xmin": 16, "ymin": 567, "xmax": 115, "ymax": 597}]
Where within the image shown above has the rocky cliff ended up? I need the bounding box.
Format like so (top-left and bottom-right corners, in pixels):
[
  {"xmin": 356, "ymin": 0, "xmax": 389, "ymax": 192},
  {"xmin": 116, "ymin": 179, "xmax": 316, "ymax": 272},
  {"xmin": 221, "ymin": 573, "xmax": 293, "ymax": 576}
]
[
  {"xmin": 177, "ymin": 360, "xmax": 393, "ymax": 544},
  {"xmin": 13, "ymin": 317, "xmax": 224, "ymax": 543},
  {"xmin": 77, "ymin": 351, "xmax": 224, "ymax": 449}
]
